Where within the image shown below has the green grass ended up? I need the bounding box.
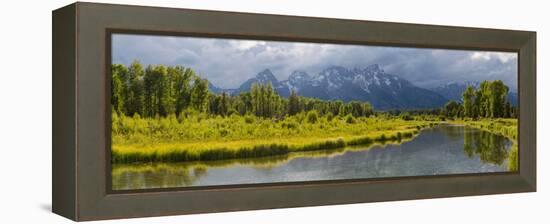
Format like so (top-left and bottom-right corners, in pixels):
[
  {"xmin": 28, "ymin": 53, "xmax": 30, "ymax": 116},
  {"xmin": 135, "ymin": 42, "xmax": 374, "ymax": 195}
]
[
  {"xmin": 111, "ymin": 112, "xmax": 439, "ymax": 163},
  {"xmin": 449, "ymin": 118, "xmax": 518, "ymax": 171}
]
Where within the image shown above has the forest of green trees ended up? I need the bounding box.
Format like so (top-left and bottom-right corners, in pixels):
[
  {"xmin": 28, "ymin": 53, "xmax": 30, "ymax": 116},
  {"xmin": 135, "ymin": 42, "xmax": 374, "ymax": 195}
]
[
  {"xmin": 111, "ymin": 61, "xmax": 374, "ymax": 120},
  {"xmin": 442, "ymin": 80, "xmax": 517, "ymax": 119},
  {"xmin": 112, "ymin": 61, "xmax": 517, "ymax": 122}
]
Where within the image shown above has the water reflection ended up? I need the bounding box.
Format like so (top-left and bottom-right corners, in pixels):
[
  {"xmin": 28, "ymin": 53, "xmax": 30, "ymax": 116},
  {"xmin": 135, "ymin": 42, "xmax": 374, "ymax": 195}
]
[
  {"xmin": 111, "ymin": 147, "xmax": 380, "ymax": 190},
  {"xmin": 463, "ymin": 128, "xmax": 510, "ymax": 165},
  {"xmin": 112, "ymin": 163, "xmax": 207, "ymax": 190},
  {"xmin": 112, "ymin": 124, "xmax": 514, "ymax": 190}
]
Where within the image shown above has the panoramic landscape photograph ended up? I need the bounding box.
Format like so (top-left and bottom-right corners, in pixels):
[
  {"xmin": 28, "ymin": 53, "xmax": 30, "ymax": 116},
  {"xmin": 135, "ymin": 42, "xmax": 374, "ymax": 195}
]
[{"xmin": 110, "ymin": 34, "xmax": 518, "ymax": 190}]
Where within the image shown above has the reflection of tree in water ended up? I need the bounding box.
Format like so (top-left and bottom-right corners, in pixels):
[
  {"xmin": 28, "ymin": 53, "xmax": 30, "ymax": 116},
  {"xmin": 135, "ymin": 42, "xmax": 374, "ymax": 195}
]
[
  {"xmin": 112, "ymin": 151, "xmax": 327, "ymax": 189},
  {"xmin": 463, "ymin": 129, "xmax": 510, "ymax": 166},
  {"xmin": 112, "ymin": 163, "xmax": 209, "ymax": 190}
]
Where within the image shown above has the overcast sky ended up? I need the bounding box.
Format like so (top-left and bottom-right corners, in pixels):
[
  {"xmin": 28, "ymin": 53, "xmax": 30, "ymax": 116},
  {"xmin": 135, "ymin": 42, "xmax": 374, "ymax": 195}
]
[{"xmin": 112, "ymin": 34, "xmax": 517, "ymax": 90}]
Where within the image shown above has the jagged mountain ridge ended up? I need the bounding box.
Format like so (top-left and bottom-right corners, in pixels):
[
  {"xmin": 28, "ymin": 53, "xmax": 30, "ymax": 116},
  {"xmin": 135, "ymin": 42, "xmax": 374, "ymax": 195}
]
[
  {"xmin": 236, "ymin": 69, "xmax": 290, "ymax": 97},
  {"xmin": 209, "ymin": 64, "xmax": 450, "ymax": 110}
]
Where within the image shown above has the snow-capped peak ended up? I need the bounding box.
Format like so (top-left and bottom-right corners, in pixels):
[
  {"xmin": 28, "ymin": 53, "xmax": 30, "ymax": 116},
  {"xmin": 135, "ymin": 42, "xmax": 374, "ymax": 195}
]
[
  {"xmin": 256, "ymin": 69, "xmax": 277, "ymax": 82},
  {"xmin": 363, "ymin": 64, "xmax": 382, "ymax": 73},
  {"xmin": 288, "ymin": 70, "xmax": 310, "ymax": 83},
  {"xmin": 284, "ymin": 70, "xmax": 311, "ymax": 91}
]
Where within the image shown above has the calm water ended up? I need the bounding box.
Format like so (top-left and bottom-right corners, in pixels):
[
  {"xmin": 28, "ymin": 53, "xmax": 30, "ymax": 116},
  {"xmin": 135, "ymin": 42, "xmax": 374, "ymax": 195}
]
[{"xmin": 112, "ymin": 124, "xmax": 513, "ymax": 190}]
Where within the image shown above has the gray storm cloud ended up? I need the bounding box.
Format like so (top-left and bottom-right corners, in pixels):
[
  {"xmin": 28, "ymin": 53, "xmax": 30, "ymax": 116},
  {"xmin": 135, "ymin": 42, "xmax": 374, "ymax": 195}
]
[{"xmin": 112, "ymin": 34, "xmax": 517, "ymax": 90}]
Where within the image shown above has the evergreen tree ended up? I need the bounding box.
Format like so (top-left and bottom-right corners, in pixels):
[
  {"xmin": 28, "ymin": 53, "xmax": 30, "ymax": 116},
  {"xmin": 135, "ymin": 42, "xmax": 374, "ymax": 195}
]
[{"xmin": 288, "ymin": 90, "xmax": 300, "ymax": 116}]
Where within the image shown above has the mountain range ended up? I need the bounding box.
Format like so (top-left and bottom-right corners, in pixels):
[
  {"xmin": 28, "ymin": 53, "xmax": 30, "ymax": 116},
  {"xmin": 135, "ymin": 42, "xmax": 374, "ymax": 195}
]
[{"xmin": 209, "ymin": 64, "xmax": 517, "ymax": 110}]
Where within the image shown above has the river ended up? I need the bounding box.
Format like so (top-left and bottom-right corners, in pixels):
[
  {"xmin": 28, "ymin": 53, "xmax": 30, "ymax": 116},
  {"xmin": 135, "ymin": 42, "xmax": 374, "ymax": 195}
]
[{"xmin": 112, "ymin": 124, "xmax": 513, "ymax": 190}]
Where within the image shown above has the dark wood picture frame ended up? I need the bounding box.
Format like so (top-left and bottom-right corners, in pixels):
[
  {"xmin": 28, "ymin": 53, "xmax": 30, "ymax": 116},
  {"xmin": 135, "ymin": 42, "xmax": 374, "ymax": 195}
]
[{"xmin": 53, "ymin": 2, "xmax": 536, "ymax": 221}]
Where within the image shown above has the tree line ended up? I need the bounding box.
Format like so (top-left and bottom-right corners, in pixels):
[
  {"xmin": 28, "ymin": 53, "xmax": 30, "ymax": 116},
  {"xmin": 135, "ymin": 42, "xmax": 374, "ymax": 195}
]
[
  {"xmin": 111, "ymin": 61, "xmax": 374, "ymax": 119},
  {"xmin": 443, "ymin": 80, "xmax": 517, "ymax": 118}
]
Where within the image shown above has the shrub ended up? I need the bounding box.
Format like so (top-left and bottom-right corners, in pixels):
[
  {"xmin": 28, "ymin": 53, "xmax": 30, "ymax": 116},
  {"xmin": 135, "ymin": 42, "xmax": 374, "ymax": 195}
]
[
  {"xmin": 307, "ymin": 110, "xmax": 319, "ymax": 124},
  {"xmin": 345, "ymin": 114, "xmax": 356, "ymax": 124},
  {"xmin": 282, "ymin": 121, "xmax": 298, "ymax": 129},
  {"xmin": 219, "ymin": 129, "xmax": 229, "ymax": 137},
  {"xmin": 326, "ymin": 112, "xmax": 334, "ymax": 122},
  {"xmin": 244, "ymin": 115, "xmax": 254, "ymax": 124},
  {"xmin": 295, "ymin": 112, "xmax": 306, "ymax": 123},
  {"xmin": 375, "ymin": 134, "xmax": 387, "ymax": 142},
  {"xmin": 400, "ymin": 113, "xmax": 413, "ymax": 121}
]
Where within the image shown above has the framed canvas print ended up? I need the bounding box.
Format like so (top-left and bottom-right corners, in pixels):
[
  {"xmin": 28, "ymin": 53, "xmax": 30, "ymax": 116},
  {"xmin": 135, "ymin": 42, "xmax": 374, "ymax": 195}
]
[{"xmin": 53, "ymin": 2, "xmax": 536, "ymax": 221}]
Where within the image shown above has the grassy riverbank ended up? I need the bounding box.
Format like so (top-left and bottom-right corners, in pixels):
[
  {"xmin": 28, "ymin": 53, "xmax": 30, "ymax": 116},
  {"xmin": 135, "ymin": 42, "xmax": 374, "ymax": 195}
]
[
  {"xmin": 111, "ymin": 113, "xmax": 439, "ymax": 163},
  {"xmin": 449, "ymin": 118, "xmax": 518, "ymax": 171}
]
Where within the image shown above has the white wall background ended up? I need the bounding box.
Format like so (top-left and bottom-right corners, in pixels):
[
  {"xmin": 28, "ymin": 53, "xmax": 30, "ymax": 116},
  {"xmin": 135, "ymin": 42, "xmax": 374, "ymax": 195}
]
[{"xmin": 0, "ymin": 0, "xmax": 546, "ymax": 223}]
